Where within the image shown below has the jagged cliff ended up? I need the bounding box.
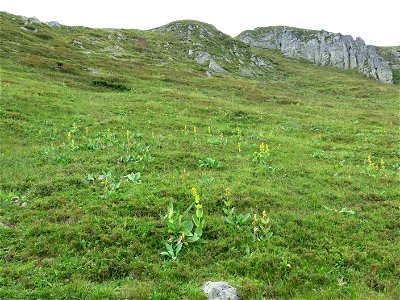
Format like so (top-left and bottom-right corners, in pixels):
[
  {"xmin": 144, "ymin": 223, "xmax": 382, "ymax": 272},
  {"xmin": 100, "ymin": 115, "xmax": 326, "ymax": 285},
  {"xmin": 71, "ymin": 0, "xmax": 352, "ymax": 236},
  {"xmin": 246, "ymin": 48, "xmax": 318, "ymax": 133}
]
[{"xmin": 238, "ymin": 27, "xmax": 393, "ymax": 83}]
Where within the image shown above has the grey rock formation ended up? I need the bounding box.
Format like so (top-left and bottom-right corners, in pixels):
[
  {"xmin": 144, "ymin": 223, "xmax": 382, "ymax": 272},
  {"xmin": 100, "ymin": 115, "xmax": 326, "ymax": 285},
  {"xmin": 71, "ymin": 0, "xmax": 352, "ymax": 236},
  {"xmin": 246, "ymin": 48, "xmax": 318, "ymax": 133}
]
[
  {"xmin": 195, "ymin": 51, "xmax": 211, "ymax": 64},
  {"xmin": 72, "ymin": 40, "xmax": 84, "ymax": 49},
  {"xmin": 47, "ymin": 21, "xmax": 61, "ymax": 28},
  {"xmin": 153, "ymin": 20, "xmax": 273, "ymax": 78},
  {"xmin": 12, "ymin": 196, "xmax": 27, "ymax": 207},
  {"xmin": 107, "ymin": 32, "xmax": 127, "ymax": 42},
  {"xmin": 376, "ymin": 46, "xmax": 400, "ymax": 72},
  {"xmin": 209, "ymin": 60, "xmax": 228, "ymax": 74},
  {"xmin": 202, "ymin": 282, "xmax": 240, "ymax": 300},
  {"xmin": 26, "ymin": 17, "xmax": 41, "ymax": 24},
  {"xmin": 238, "ymin": 67, "xmax": 255, "ymax": 77},
  {"xmin": 238, "ymin": 27, "xmax": 393, "ymax": 83},
  {"xmin": 250, "ymin": 54, "xmax": 270, "ymax": 68}
]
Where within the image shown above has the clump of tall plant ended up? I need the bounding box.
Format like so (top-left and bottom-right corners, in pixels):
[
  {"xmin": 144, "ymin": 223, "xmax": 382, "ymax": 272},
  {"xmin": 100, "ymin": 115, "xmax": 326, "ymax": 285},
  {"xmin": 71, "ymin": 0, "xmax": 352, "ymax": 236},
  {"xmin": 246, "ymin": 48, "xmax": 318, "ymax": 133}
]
[
  {"xmin": 223, "ymin": 189, "xmax": 251, "ymax": 229},
  {"xmin": 223, "ymin": 189, "xmax": 273, "ymax": 243},
  {"xmin": 253, "ymin": 142, "xmax": 270, "ymax": 165},
  {"xmin": 252, "ymin": 210, "xmax": 273, "ymax": 242},
  {"xmin": 366, "ymin": 155, "xmax": 385, "ymax": 176},
  {"xmin": 160, "ymin": 187, "xmax": 205, "ymax": 260}
]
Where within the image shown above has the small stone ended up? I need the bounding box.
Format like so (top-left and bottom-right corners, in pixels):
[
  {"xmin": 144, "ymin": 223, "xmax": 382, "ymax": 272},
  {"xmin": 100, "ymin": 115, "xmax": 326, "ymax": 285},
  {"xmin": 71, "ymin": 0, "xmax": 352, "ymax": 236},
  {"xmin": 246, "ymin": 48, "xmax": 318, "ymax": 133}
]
[
  {"xmin": 202, "ymin": 281, "xmax": 240, "ymax": 300},
  {"xmin": 222, "ymin": 55, "xmax": 231, "ymax": 62},
  {"xmin": 116, "ymin": 33, "xmax": 126, "ymax": 42},
  {"xmin": 12, "ymin": 196, "xmax": 22, "ymax": 206},
  {"xmin": 87, "ymin": 67, "xmax": 101, "ymax": 74},
  {"xmin": 250, "ymin": 54, "xmax": 269, "ymax": 67}
]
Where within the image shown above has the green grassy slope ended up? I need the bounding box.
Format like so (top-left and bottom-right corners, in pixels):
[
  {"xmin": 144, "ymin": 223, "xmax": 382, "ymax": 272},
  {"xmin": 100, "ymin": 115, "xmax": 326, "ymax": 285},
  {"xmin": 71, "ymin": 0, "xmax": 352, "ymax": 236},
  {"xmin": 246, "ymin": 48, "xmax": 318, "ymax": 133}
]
[{"xmin": 1, "ymin": 12, "xmax": 400, "ymax": 299}]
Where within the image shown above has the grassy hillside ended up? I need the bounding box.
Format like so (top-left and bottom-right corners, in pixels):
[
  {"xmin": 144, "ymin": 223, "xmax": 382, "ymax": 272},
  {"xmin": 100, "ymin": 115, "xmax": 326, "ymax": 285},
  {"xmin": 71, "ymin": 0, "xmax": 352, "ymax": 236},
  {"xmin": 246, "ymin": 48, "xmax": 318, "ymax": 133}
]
[{"xmin": 1, "ymin": 12, "xmax": 399, "ymax": 299}]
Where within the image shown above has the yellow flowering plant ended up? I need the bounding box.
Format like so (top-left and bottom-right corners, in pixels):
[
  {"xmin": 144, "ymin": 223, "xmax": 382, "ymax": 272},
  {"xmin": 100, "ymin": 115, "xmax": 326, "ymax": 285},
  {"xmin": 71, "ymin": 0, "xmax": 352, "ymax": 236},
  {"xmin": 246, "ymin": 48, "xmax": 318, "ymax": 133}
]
[
  {"xmin": 253, "ymin": 210, "xmax": 273, "ymax": 242},
  {"xmin": 161, "ymin": 187, "xmax": 205, "ymax": 260},
  {"xmin": 252, "ymin": 142, "xmax": 270, "ymax": 165},
  {"xmin": 367, "ymin": 155, "xmax": 386, "ymax": 176},
  {"xmin": 223, "ymin": 188, "xmax": 251, "ymax": 229}
]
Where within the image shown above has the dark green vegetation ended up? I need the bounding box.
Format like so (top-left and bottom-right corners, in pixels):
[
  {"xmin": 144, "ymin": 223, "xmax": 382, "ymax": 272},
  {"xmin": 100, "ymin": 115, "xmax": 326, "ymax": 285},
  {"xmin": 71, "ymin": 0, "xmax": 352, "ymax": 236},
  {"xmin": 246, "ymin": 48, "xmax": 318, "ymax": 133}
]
[{"xmin": 1, "ymin": 11, "xmax": 400, "ymax": 299}]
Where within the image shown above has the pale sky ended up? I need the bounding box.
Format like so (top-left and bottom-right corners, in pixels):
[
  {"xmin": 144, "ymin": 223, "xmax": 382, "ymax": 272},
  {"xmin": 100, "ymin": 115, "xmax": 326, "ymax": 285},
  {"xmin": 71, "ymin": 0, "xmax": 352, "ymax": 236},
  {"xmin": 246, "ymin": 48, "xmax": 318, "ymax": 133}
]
[{"xmin": 1, "ymin": 0, "xmax": 399, "ymax": 46}]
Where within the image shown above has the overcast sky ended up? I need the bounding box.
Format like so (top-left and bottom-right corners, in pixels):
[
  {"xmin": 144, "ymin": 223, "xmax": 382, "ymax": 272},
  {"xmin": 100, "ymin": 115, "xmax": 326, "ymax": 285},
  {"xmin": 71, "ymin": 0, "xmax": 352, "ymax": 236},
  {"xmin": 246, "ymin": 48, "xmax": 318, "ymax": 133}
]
[{"xmin": 1, "ymin": 0, "xmax": 399, "ymax": 46}]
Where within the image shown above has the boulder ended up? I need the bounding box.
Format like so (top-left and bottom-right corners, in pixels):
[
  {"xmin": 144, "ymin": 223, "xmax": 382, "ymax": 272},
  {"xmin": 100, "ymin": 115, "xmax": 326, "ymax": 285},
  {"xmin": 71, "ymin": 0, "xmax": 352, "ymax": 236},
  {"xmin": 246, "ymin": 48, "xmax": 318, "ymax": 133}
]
[
  {"xmin": 209, "ymin": 60, "xmax": 228, "ymax": 74},
  {"xmin": 47, "ymin": 21, "xmax": 61, "ymax": 28},
  {"xmin": 250, "ymin": 54, "xmax": 269, "ymax": 68},
  {"xmin": 194, "ymin": 51, "xmax": 211, "ymax": 64},
  {"xmin": 202, "ymin": 281, "xmax": 240, "ymax": 300}
]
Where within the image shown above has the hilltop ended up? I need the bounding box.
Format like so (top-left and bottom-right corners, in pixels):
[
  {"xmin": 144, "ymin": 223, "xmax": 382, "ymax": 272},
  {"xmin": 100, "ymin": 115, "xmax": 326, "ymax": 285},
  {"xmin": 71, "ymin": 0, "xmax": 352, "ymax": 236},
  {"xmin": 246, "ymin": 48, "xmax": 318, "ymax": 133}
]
[
  {"xmin": 152, "ymin": 20, "xmax": 272, "ymax": 78},
  {"xmin": 0, "ymin": 11, "xmax": 399, "ymax": 299}
]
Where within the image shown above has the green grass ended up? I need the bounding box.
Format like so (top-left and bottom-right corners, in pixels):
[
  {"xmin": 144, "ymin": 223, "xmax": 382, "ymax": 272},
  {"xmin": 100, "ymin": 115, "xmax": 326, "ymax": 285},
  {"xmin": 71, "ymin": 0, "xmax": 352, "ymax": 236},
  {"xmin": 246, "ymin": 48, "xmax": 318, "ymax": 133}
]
[{"xmin": 0, "ymin": 11, "xmax": 400, "ymax": 299}]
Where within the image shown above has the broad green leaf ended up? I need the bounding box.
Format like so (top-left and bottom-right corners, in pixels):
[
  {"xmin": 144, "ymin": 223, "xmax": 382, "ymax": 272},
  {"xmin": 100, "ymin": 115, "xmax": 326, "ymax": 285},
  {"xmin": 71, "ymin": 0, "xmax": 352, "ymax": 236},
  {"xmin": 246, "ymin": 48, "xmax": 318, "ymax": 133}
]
[
  {"xmin": 176, "ymin": 242, "xmax": 183, "ymax": 255},
  {"xmin": 165, "ymin": 242, "xmax": 173, "ymax": 253}
]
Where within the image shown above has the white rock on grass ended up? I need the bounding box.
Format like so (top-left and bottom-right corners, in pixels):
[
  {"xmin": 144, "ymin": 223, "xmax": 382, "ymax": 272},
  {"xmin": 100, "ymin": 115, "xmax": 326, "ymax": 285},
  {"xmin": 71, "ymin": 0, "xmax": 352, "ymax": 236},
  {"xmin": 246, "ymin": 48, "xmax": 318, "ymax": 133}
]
[{"xmin": 202, "ymin": 281, "xmax": 240, "ymax": 300}]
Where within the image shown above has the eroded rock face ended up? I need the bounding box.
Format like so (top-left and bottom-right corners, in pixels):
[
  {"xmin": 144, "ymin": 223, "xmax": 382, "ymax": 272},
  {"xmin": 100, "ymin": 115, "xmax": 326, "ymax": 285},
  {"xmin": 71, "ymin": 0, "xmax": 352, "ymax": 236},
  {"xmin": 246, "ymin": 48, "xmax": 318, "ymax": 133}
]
[
  {"xmin": 238, "ymin": 27, "xmax": 393, "ymax": 83},
  {"xmin": 376, "ymin": 46, "xmax": 400, "ymax": 72}
]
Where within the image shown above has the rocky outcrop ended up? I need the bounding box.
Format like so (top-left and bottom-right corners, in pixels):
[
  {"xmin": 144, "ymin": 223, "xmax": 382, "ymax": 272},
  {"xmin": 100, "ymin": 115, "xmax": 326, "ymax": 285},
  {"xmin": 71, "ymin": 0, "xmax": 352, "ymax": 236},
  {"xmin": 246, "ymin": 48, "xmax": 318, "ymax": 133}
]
[
  {"xmin": 153, "ymin": 21, "xmax": 272, "ymax": 77},
  {"xmin": 238, "ymin": 27, "xmax": 393, "ymax": 83},
  {"xmin": 47, "ymin": 21, "xmax": 61, "ymax": 28},
  {"xmin": 376, "ymin": 46, "xmax": 400, "ymax": 84},
  {"xmin": 376, "ymin": 46, "xmax": 400, "ymax": 70}
]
